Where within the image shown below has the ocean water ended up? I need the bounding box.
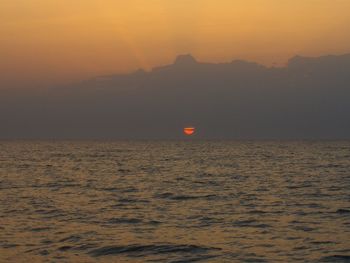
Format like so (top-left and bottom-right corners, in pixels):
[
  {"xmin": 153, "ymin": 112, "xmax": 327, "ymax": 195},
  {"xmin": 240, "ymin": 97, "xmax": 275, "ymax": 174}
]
[{"xmin": 0, "ymin": 141, "xmax": 350, "ymax": 263}]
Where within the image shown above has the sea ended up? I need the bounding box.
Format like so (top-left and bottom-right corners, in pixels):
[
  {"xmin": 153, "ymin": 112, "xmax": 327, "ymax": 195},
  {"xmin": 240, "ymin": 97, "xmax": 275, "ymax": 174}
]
[{"xmin": 0, "ymin": 141, "xmax": 349, "ymax": 263}]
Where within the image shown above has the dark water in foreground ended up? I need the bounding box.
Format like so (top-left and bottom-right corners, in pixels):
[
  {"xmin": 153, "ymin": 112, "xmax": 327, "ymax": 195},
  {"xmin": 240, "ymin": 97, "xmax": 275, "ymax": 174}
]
[{"xmin": 0, "ymin": 141, "xmax": 350, "ymax": 263}]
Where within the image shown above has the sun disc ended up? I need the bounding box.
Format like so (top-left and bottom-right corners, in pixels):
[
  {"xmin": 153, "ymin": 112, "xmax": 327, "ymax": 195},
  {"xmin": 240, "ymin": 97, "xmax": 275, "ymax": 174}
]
[{"xmin": 184, "ymin": 127, "xmax": 195, "ymax": 135}]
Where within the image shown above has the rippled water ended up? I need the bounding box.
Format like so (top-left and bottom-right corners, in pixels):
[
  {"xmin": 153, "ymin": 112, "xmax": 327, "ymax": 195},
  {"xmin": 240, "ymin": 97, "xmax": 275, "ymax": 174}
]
[{"xmin": 1, "ymin": 141, "xmax": 350, "ymax": 262}]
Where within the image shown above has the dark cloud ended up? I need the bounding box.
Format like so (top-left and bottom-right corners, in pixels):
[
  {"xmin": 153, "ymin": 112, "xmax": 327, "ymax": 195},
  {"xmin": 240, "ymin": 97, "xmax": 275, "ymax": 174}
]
[{"xmin": 1, "ymin": 53, "xmax": 350, "ymax": 139}]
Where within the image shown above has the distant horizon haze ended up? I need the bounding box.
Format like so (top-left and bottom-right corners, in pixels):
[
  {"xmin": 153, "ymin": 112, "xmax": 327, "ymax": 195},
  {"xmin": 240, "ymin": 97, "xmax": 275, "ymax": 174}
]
[{"xmin": 1, "ymin": 52, "xmax": 350, "ymax": 140}]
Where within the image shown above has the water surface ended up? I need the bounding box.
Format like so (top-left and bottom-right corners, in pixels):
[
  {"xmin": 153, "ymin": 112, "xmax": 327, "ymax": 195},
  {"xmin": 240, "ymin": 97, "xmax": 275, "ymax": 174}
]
[{"xmin": 0, "ymin": 141, "xmax": 349, "ymax": 262}]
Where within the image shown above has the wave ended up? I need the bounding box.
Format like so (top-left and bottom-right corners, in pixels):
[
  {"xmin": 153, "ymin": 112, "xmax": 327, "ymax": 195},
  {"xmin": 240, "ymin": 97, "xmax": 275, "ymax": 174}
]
[
  {"xmin": 320, "ymin": 255, "xmax": 350, "ymax": 262},
  {"xmin": 88, "ymin": 244, "xmax": 221, "ymax": 257},
  {"xmin": 155, "ymin": 192, "xmax": 216, "ymax": 201},
  {"xmin": 336, "ymin": 209, "xmax": 350, "ymax": 214},
  {"xmin": 232, "ymin": 219, "xmax": 271, "ymax": 228}
]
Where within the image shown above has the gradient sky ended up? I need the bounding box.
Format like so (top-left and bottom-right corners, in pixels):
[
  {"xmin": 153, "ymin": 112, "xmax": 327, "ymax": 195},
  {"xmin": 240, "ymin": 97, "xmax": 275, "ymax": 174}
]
[{"xmin": 1, "ymin": 0, "xmax": 350, "ymax": 87}]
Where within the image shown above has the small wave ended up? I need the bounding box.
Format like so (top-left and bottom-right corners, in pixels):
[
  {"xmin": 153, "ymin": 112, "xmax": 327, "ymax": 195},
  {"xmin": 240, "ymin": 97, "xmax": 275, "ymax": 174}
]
[
  {"xmin": 59, "ymin": 235, "xmax": 82, "ymax": 243},
  {"xmin": 292, "ymin": 226, "xmax": 316, "ymax": 232},
  {"xmin": 102, "ymin": 187, "xmax": 119, "ymax": 192},
  {"xmin": 58, "ymin": 246, "xmax": 72, "ymax": 252},
  {"xmin": 154, "ymin": 192, "xmax": 173, "ymax": 199},
  {"xmin": 241, "ymin": 258, "xmax": 267, "ymax": 262},
  {"xmin": 39, "ymin": 250, "xmax": 50, "ymax": 256},
  {"xmin": 310, "ymin": 241, "xmax": 336, "ymax": 245},
  {"xmin": 29, "ymin": 227, "xmax": 51, "ymax": 232},
  {"xmin": 293, "ymin": 246, "xmax": 308, "ymax": 251},
  {"xmin": 336, "ymin": 209, "xmax": 350, "ymax": 214},
  {"xmin": 108, "ymin": 218, "xmax": 142, "ymax": 224},
  {"xmin": 170, "ymin": 195, "xmax": 212, "ymax": 201},
  {"xmin": 328, "ymin": 187, "xmax": 343, "ymax": 192},
  {"xmin": 169, "ymin": 254, "xmax": 219, "ymax": 263},
  {"xmin": 320, "ymin": 255, "xmax": 350, "ymax": 262},
  {"xmin": 287, "ymin": 184, "xmax": 312, "ymax": 189},
  {"xmin": 34, "ymin": 209, "xmax": 62, "ymax": 215},
  {"xmin": 2, "ymin": 243, "xmax": 18, "ymax": 249},
  {"xmin": 74, "ymin": 243, "xmax": 98, "ymax": 251},
  {"xmin": 117, "ymin": 168, "xmax": 131, "ymax": 173},
  {"xmin": 122, "ymin": 187, "xmax": 138, "ymax": 193},
  {"xmin": 155, "ymin": 192, "xmax": 216, "ymax": 201},
  {"xmin": 247, "ymin": 210, "xmax": 268, "ymax": 214},
  {"xmin": 117, "ymin": 198, "xmax": 149, "ymax": 203},
  {"xmin": 232, "ymin": 219, "xmax": 271, "ymax": 228},
  {"xmin": 88, "ymin": 244, "xmax": 221, "ymax": 257}
]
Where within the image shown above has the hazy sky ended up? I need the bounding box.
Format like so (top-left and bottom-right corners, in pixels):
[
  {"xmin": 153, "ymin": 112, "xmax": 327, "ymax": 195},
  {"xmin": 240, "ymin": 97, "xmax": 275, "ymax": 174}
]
[{"xmin": 1, "ymin": 0, "xmax": 350, "ymax": 87}]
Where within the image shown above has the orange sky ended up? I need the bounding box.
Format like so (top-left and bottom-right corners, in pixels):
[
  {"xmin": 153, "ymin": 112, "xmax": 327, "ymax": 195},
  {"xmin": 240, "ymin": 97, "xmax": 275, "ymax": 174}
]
[{"xmin": 1, "ymin": 0, "xmax": 350, "ymax": 87}]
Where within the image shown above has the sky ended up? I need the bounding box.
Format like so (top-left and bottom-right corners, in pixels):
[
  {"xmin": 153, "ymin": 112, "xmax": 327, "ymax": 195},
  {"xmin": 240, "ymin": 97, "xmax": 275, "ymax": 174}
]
[{"xmin": 1, "ymin": 0, "xmax": 350, "ymax": 88}]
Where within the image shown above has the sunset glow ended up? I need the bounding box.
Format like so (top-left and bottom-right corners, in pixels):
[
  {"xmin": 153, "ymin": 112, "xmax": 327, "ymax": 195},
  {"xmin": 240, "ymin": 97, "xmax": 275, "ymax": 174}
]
[{"xmin": 1, "ymin": 0, "xmax": 350, "ymax": 87}]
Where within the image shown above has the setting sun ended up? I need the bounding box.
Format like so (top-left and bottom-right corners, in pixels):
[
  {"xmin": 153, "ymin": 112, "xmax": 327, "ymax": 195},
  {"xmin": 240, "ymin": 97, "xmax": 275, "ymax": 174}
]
[{"xmin": 184, "ymin": 127, "xmax": 195, "ymax": 136}]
